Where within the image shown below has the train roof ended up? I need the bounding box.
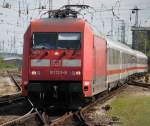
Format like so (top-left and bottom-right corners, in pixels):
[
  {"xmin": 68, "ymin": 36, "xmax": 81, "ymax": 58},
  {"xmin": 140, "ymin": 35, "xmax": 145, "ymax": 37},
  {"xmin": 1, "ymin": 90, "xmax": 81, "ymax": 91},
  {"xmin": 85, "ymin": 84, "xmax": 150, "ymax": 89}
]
[
  {"xmin": 107, "ymin": 38, "xmax": 132, "ymax": 52},
  {"xmin": 90, "ymin": 24, "xmax": 147, "ymax": 58},
  {"xmin": 106, "ymin": 38, "xmax": 147, "ymax": 58},
  {"xmin": 89, "ymin": 24, "xmax": 132, "ymax": 52},
  {"xmin": 90, "ymin": 25, "xmax": 135, "ymax": 55},
  {"xmin": 31, "ymin": 18, "xmax": 86, "ymax": 31},
  {"xmin": 29, "ymin": 18, "xmax": 94, "ymax": 33},
  {"xmin": 134, "ymin": 50, "xmax": 147, "ymax": 59},
  {"xmin": 31, "ymin": 18, "xmax": 85, "ymax": 24}
]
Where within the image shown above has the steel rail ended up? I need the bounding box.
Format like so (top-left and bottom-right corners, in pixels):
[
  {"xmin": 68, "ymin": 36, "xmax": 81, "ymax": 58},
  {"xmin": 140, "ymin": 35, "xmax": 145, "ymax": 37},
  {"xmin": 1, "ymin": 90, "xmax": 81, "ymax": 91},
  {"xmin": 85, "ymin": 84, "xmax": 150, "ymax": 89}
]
[
  {"xmin": 0, "ymin": 108, "xmax": 36, "ymax": 126},
  {"xmin": 0, "ymin": 71, "xmax": 22, "ymax": 104},
  {"xmin": 128, "ymin": 80, "xmax": 150, "ymax": 88},
  {"xmin": 7, "ymin": 71, "xmax": 21, "ymax": 91},
  {"xmin": 49, "ymin": 84, "xmax": 127, "ymax": 126}
]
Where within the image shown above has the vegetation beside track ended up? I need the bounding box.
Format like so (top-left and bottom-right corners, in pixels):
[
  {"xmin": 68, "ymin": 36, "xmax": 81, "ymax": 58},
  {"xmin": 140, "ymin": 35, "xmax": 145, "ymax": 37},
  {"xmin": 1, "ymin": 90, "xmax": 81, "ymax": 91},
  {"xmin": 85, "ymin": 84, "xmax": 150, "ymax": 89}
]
[
  {"xmin": 108, "ymin": 92, "xmax": 150, "ymax": 126},
  {"xmin": 0, "ymin": 57, "xmax": 17, "ymax": 69}
]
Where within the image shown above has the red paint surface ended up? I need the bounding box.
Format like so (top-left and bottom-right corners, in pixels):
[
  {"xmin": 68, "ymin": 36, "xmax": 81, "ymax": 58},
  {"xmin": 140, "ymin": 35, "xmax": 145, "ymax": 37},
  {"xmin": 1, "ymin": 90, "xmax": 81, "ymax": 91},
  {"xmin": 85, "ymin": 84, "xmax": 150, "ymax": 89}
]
[
  {"xmin": 107, "ymin": 66, "xmax": 147, "ymax": 75},
  {"xmin": 94, "ymin": 36, "xmax": 107, "ymax": 77},
  {"xmin": 31, "ymin": 19, "xmax": 85, "ymax": 33},
  {"xmin": 22, "ymin": 19, "xmax": 85, "ymax": 96},
  {"xmin": 29, "ymin": 50, "xmax": 82, "ymax": 80},
  {"xmin": 82, "ymin": 23, "xmax": 94, "ymax": 97},
  {"xmin": 29, "ymin": 67, "xmax": 82, "ymax": 80},
  {"xmin": 22, "ymin": 25, "xmax": 31, "ymax": 96}
]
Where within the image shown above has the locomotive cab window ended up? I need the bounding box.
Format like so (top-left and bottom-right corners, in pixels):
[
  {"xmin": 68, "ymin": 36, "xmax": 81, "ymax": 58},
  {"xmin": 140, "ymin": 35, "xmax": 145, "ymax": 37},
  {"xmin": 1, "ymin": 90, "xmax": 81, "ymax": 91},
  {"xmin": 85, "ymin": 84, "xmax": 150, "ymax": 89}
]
[
  {"xmin": 32, "ymin": 32, "xmax": 81, "ymax": 50},
  {"xmin": 32, "ymin": 32, "xmax": 57, "ymax": 49}
]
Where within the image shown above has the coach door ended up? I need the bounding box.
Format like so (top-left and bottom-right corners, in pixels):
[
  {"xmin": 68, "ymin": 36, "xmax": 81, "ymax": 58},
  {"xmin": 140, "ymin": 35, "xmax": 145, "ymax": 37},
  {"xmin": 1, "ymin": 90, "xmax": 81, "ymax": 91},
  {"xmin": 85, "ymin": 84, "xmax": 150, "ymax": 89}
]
[{"xmin": 92, "ymin": 36, "xmax": 107, "ymax": 95}]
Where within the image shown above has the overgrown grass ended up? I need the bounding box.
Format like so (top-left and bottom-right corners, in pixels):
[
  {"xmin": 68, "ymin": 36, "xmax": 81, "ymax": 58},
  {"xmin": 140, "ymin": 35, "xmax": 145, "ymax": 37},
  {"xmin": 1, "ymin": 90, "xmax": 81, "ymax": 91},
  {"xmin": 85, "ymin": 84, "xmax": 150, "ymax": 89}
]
[
  {"xmin": 108, "ymin": 93, "xmax": 150, "ymax": 126},
  {"xmin": 0, "ymin": 57, "xmax": 17, "ymax": 69}
]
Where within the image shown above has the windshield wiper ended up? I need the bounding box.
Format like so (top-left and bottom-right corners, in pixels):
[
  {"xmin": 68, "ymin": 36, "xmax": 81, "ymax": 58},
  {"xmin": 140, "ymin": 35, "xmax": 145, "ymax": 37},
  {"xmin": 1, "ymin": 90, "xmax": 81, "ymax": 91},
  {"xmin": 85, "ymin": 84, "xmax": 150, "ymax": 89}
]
[
  {"xmin": 57, "ymin": 47, "xmax": 67, "ymax": 49},
  {"xmin": 33, "ymin": 45, "xmax": 49, "ymax": 50}
]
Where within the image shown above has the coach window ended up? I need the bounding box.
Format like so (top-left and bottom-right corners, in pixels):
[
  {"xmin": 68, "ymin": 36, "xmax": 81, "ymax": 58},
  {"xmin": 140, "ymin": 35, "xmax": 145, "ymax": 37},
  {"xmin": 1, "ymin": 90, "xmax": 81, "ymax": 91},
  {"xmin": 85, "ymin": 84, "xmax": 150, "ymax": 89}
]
[
  {"xmin": 122, "ymin": 53, "xmax": 124, "ymax": 64},
  {"xmin": 113, "ymin": 50, "xmax": 115, "ymax": 64},
  {"xmin": 109, "ymin": 48, "xmax": 113, "ymax": 64},
  {"xmin": 112, "ymin": 49, "xmax": 115, "ymax": 64}
]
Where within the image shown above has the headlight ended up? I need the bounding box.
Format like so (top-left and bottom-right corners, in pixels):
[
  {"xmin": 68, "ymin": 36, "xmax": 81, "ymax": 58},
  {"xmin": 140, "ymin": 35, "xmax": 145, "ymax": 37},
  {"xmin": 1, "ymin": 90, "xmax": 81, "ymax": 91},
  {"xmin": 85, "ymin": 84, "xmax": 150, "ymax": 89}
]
[
  {"xmin": 76, "ymin": 71, "xmax": 81, "ymax": 75},
  {"xmin": 32, "ymin": 71, "xmax": 36, "ymax": 75},
  {"xmin": 71, "ymin": 71, "xmax": 81, "ymax": 76},
  {"xmin": 31, "ymin": 71, "xmax": 40, "ymax": 75},
  {"xmin": 84, "ymin": 81, "xmax": 90, "ymax": 86}
]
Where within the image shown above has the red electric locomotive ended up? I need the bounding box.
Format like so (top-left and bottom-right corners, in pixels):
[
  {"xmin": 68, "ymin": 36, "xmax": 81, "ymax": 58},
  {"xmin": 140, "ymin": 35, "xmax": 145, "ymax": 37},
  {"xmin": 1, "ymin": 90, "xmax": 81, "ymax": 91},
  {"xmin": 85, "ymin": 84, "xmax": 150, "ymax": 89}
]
[{"xmin": 22, "ymin": 18, "xmax": 96, "ymax": 107}]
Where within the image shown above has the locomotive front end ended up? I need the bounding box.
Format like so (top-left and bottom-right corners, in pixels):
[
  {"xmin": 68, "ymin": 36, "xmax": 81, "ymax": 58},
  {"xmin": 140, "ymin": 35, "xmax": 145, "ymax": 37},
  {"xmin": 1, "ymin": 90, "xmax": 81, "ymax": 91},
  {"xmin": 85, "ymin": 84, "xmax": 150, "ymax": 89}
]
[{"xmin": 22, "ymin": 19, "xmax": 86, "ymax": 108}]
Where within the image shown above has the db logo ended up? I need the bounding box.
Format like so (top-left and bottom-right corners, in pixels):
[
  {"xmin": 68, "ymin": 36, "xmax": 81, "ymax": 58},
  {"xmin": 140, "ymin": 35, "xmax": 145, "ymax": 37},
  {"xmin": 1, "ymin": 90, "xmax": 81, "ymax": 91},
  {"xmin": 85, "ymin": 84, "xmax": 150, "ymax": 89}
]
[{"xmin": 51, "ymin": 60, "xmax": 61, "ymax": 66}]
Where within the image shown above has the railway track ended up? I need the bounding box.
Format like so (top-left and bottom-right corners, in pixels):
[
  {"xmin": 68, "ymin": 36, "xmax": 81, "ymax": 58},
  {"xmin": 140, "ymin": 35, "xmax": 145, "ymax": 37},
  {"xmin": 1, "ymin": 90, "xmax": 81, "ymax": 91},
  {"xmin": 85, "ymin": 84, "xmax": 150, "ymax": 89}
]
[
  {"xmin": 1, "ymin": 112, "xmax": 38, "ymax": 126},
  {"xmin": 0, "ymin": 97, "xmax": 34, "ymax": 126},
  {"xmin": 52, "ymin": 79, "xmax": 150, "ymax": 126},
  {"xmin": 7, "ymin": 71, "xmax": 21, "ymax": 91},
  {"xmin": 1, "ymin": 77, "xmax": 150, "ymax": 126},
  {"xmin": 49, "ymin": 84, "xmax": 128, "ymax": 126},
  {"xmin": 0, "ymin": 84, "xmax": 127, "ymax": 126},
  {"xmin": 128, "ymin": 79, "xmax": 150, "ymax": 88},
  {"xmin": 0, "ymin": 98, "xmax": 68, "ymax": 126},
  {"xmin": 0, "ymin": 71, "xmax": 49, "ymax": 126},
  {"xmin": 0, "ymin": 71, "xmax": 22, "ymax": 104}
]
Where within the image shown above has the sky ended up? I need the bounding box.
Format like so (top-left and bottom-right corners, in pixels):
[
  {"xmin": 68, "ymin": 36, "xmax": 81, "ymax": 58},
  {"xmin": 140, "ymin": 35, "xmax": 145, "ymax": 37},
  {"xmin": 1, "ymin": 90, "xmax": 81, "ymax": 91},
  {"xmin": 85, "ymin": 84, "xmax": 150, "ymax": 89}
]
[{"xmin": 0, "ymin": 0, "xmax": 150, "ymax": 54}]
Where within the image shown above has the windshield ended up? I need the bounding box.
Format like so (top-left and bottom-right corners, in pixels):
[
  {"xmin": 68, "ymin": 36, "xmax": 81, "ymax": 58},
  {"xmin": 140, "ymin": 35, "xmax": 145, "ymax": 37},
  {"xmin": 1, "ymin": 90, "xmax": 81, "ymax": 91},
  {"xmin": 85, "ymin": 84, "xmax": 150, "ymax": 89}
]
[{"xmin": 32, "ymin": 32, "xmax": 81, "ymax": 50}]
